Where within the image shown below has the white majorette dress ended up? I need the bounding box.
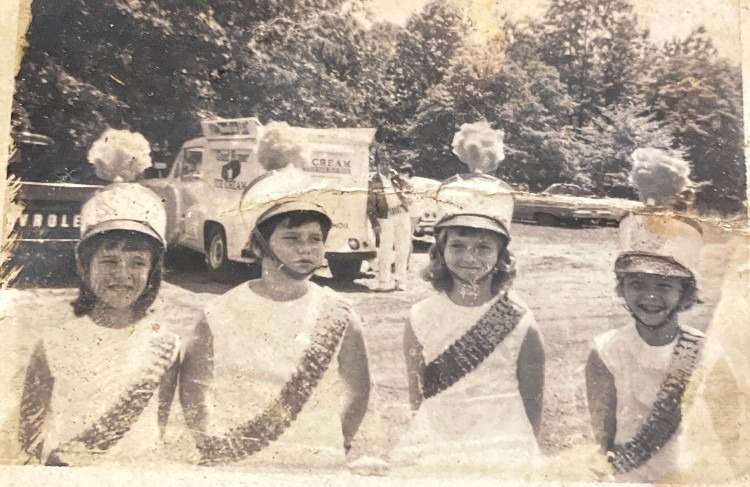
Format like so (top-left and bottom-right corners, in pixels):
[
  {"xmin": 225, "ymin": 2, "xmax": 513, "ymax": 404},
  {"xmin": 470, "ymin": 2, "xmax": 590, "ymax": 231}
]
[
  {"xmin": 391, "ymin": 290, "xmax": 541, "ymax": 477},
  {"xmin": 201, "ymin": 282, "xmax": 361, "ymax": 470},
  {"xmin": 24, "ymin": 301, "xmax": 186, "ymax": 466},
  {"xmin": 592, "ymin": 323, "xmax": 730, "ymax": 483}
]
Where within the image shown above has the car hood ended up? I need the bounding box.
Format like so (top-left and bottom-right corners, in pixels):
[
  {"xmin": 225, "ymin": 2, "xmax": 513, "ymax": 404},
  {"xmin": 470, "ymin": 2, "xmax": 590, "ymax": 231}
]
[{"xmin": 515, "ymin": 192, "xmax": 645, "ymax": 211}]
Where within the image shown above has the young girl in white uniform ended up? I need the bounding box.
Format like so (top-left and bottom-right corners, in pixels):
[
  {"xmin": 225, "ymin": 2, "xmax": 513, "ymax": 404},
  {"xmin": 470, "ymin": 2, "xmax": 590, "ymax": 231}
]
[
  {"xmin": 585, "ymin": 148, "xmax": 740, "ymax": 483},
  {"xmin": 391, "ymin": 174, "xmax": 545, "ymax": 478},
  {"xmin": 17, "ymin": 134, "xmax": 211, "ymax": 465},
  {"xmin": 198, "ymin": 146, "xmax": 370, "ymax": 470}
]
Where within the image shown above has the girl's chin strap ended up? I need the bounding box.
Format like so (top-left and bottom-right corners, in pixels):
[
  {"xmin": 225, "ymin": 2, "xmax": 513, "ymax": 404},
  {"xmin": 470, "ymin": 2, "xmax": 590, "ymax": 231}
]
[{"xmin": 251, "ymin": 228, "xmax": 324, "ymax": 281}]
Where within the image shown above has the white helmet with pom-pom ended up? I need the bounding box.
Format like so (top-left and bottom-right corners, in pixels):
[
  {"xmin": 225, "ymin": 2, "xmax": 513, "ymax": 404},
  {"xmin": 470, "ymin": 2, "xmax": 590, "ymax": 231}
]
[
  {"xmin": 434, "ymin": 173, "xmax": 514, "ymax": 240},
  {"xmin": 78, "ymin": 183, "xmax": 167, "ymax": 249},
  {"xmin": 617, "ymin": 147, "xmax": 702, "ymax": 278},
  {"xmin": 79, "ymin": 128, "xmax": 166, "ymax": 249},
  {"xmin": 240, "ymin": 165, "xmax": 331, "ymax": 234}
]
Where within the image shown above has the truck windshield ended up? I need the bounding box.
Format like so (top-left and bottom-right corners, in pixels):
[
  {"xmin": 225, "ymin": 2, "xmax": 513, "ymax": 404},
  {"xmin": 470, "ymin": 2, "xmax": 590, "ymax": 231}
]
[{"xmin": 181, "ymin": 148, "xmax": 203, "ymax": 178}]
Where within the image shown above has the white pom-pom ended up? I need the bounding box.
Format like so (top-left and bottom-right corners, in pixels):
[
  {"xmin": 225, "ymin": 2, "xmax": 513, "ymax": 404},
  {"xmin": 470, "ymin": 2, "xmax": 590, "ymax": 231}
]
[
  {"xmin": 451, "ymin": 122, "xmax": 505, "ymax": 174},
  {"xmin": 87, "ymin": 129, "xmax": 152, "ymax": 182},
  {"xmin": 257, "ymin": 121, "xmax": 309, "ymax": 171},
  {"xmin": 630, "ymin": 148, "xmax": 691, "ymax": 205}
]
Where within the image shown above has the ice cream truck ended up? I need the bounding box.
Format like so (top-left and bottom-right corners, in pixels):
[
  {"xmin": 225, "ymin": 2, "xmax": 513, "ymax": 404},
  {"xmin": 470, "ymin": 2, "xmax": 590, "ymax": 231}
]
[{"xmin": 140, "ymin": 117, "xmax": 376, "ymax": 281}]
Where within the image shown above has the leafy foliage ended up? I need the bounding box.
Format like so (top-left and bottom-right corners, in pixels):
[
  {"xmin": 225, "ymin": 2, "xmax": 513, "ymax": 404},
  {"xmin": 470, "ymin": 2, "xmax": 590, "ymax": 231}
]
[{"xmin": 11, "ymin": 0, "xmax": 746, "ymax": 214}]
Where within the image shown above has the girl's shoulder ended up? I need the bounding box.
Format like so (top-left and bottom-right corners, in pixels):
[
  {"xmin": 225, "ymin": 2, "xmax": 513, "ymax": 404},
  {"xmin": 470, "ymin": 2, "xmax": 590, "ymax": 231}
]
[
  {"xmin": 145, "ymin": 285, "xmax": 206, "ymax": 338},
  {"xmin": 41, "ymin": 315, "xmax": 92, "ymax": 348},
  {"xmin": 313, "ymin": 283, "xmax": 362, "ymax": 326},
  {"xmin": 150, "ymin": 282, "xmax": 205, "ymax": 316},
  {"xmin": 203, "ymin": 280, "xmax": 258, "ymax": 322},
  {"xmin": 409, "ymin": 291, "xmax": 446, "ymax": 316},
  {"xmin": 592, "ymin": 325, "xmax": 633, "ymax": 359},
  {"xmin": 506, "ymin": 289, "xmax": 530, "ymax": 311}
]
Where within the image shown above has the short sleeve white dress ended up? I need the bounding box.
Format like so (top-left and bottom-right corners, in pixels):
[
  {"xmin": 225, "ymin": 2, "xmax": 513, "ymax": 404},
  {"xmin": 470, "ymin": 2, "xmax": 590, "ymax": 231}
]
[
  {"xmin": 390, "ymin": 290, "xmax": 541, "ymax": 478},
  {"xmin": 593, "ymin": 324, "xmax": 732, "ymax": 483},
  {"xmin": 203, "ymin": 282, "xmax": 358, "ymax": 471},
  {"xmin": 31, "ymin": 301, "xmax": 189, "ymax": 465}
]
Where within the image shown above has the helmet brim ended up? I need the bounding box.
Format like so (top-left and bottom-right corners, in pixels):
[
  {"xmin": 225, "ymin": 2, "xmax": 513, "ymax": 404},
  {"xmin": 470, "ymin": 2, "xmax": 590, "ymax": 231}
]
[
  {"xmin": 255, "ymin": 201, "xmax": 332, "ymax": 230},
  {"xmin": 435, "ymin": 214, "xmax": 510, "ymax": 240},
  {"xmin": 78, "ymin": 219, "xmax": 165, "ymax": 250},
  {"xmin": 615, "ymin": 252, "xmax": 693, "ymax": 278}
]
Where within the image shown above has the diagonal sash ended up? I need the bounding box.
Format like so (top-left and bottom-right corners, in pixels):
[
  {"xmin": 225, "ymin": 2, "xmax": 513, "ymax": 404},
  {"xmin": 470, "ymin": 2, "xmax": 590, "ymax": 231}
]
[
  {"xmin": 46, "ymin": 335, "xmax": 179, "ymax": 465},
  {"xmin": 422, "ymin": 295, "xmax": 523, "ymax": 399},
  {"xmin": 609, "ymin": 329, "xmax": 703, "ymax": 473},
  {"xmin": 197, "ymin": 300, "xmax": 350, "ymax": 465}
]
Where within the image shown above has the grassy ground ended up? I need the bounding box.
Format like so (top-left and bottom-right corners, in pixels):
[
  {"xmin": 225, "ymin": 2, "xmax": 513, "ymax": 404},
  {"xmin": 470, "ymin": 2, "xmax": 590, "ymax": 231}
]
[{"xmin": 0, "ymin": 222, "xmax": 740, "ymax": 471}]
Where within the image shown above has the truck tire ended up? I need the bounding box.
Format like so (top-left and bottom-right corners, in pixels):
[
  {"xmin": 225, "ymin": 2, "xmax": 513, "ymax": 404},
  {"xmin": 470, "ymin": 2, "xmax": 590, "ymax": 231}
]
[
  {"xmin": 328, "ymin": 258, "xmax": 363, "ymax": 282},
  {"xmin": 534, "ymin": 212, "xmax": 560, "ymax": 227},
  {"xmin": 205, "ymin": 225, "xmax": 232, "ymax": 281}
]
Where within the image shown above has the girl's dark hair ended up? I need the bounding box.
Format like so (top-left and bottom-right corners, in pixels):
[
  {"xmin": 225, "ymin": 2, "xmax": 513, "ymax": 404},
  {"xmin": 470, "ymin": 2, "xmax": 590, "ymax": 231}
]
[
  {"xmin": 251, "ymin": 210, "xmax": 332, "ymax": 258},
  {"xmin": 421, "ymin": 226, "xmax": 516, "ymax": 294},
  {"xmin": 73, "ymin": 230, "xmax": 164, "ymax": 318},
  {"xmin": 615, "ymin": 273, "xmax": 701, "ymax": 312}
]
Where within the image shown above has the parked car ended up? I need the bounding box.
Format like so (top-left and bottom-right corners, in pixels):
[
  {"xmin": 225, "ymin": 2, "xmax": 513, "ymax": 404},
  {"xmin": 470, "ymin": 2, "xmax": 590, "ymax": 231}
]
[
  {"xmin": 513, "ymin": 183, "xmax": 643, "ymax": 227},
  {"xmin": 6, "ymin": 181, "xmax": 102, "ymax": 286},
  {"xmin": 6, "ymin": 132, "xmax": 104, "ymax": 286},
  {"xmin": 407, "ymin": 176, "xmax": 441, "ymax": 240}
]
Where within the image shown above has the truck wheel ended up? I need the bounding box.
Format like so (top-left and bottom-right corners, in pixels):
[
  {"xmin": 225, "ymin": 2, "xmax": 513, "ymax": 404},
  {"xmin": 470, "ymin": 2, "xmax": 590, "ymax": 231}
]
[
  {"xmin": 328, "ymin": 258, "xmax": 363, "ymax": 282},
  {"xmin": 205, "ymin": 226, "xmax": 232, "ymax": 281},
  {"xmin": 535, "ymin": 213, "xmax": 559, "ymax": 227}
]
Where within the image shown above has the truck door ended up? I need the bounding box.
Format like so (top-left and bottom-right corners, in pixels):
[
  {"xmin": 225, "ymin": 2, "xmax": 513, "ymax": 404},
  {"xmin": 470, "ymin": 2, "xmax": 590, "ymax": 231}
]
[{"xmin": 173, "ymin": 146, "xmax": 210, "ymax": 248}]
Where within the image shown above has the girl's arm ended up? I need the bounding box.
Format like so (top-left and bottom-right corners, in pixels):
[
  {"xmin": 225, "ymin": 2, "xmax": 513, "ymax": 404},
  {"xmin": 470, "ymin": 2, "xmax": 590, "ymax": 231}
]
[
  {"xmin": 403, "ymin": 320, "xmax": 424, "ymax": 411},
  {"xmin": 338, "ymin": 316, "xmax": 371, "ymax": 452},
  {"xmin": 157, "ymin": 360, "xmax": 179, "ymax": 437},
  {"xmin": 517, "ymin": 326, "xmax": 545, "ymax": 438},
  {"xmin": 585, "ymin": 349, "xmax": 617, "ymax": 452},
  {"xmin": 18, "ymin": 341, "xmax": 54, "ymax": 461},
  {"xmin": 178, "ymin": 317, "xmax": 214, "ymax": 438}
]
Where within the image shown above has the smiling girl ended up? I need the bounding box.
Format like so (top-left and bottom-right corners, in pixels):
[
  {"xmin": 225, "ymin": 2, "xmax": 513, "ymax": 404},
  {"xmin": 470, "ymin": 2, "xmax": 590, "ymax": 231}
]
[
  {"xmin": 17, "ymin": 181, "xmax": 211, "ymax": 466},
  {"xmin": 585, "ymin": 214, "xmax": 707, "ymax": 482},
  {"xmin": 390, "ymin": 174, "xmax": 545, "ymax": 477},
  {"xmin": 585, "ymin": 148, "xmax": 739, "ymax": 482}
]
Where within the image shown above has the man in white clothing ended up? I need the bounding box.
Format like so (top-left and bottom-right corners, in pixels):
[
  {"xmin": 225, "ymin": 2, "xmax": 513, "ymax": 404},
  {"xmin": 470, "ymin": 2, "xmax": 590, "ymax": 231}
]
[{"xmin": 367, "ymin": 144, "xmax": 412, "ymax": 291}]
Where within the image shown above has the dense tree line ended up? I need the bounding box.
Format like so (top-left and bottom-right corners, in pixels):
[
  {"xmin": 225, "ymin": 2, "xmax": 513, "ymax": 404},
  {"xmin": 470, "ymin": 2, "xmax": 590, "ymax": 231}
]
[{"xmin": 12, "ymin": 0, "xmax": 745, "ymax": 214}]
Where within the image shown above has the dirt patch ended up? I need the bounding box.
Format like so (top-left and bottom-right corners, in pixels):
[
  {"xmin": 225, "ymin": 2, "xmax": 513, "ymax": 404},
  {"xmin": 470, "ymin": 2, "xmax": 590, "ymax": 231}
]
[{"xmin": 1, "ymin": 223, "xmax": 738, "ymax": 468}]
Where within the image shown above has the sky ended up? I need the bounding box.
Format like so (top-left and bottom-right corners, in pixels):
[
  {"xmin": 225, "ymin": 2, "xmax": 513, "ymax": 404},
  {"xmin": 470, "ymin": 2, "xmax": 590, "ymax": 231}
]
[{"xmin": 366, "ymin": 0, "xmax": 742, "ymax": 64}]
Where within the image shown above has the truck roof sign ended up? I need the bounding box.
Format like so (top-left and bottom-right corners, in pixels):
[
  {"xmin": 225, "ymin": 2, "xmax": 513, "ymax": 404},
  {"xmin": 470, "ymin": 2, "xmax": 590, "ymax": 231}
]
[{"xmin": 201, "ymin": 117, "xmax": 261, "ymax": 139}]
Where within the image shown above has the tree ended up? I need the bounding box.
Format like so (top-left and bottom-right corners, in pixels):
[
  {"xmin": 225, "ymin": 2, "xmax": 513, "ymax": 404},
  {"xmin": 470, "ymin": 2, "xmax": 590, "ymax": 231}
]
[
  {"xmin": 539, "ymin": 0, "xmax": 647, "ymax": 126},
  {"xmin": 409, "ymin": 20, "xmax": 578, "ymax": 189},
  {"xmin": 14, "ymin": 0, "xmax": 233, "ymax": 180},
  {"xmin": 570, "ymin": 103, "xmax": 682, "ymax": 196},
  {"xmin": 378, "ymin": 0, "xmax": 467, "ymax": 148},
  {"xmin": 642, "ymin": 28, "xmax": 744, "ymax": 214},
  {"xmin": 13, "ymin": 0, "xmax": 373, "ymax": 181}
]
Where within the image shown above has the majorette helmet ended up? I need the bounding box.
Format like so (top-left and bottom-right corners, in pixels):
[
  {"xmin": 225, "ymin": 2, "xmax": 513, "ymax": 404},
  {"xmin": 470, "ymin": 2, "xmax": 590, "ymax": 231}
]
[
  {"xmin": 240, "ymin": 165, "xmax": 332, "ymax": 250},
  {"xmin": 616, "ymin": 147, "xmax": 702, "ymax": 278},
  {"xmin": 615, "ymin": 213, "xmax": 702, "ymax": 279},
  {"xmin": 434, "ymin": 173, "xmax": 514, "ymax": 240},
  {"xmin": 78, "ymin": 183, "xmax": 167, "ymax": 250}
]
